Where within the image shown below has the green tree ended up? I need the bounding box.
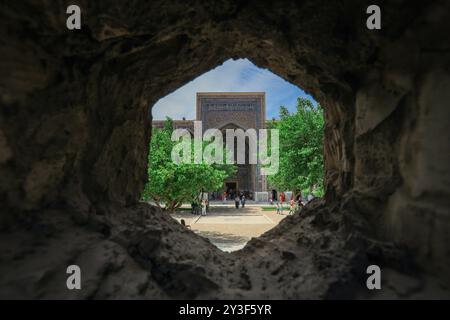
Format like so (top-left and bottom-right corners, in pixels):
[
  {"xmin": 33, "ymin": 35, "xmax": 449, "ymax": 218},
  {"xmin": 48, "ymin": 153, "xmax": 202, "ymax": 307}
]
[
  {"xmin": 142, "ymin": 118, "xmax": 235, "ymax": 211},
  {"xmin": 268, "ymin": 97, "xmax": 324, "ymax": 197}
]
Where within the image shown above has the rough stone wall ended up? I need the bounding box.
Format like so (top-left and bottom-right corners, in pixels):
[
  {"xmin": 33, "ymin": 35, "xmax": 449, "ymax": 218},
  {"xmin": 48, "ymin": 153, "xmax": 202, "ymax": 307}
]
[{"xmin": 0, "ymin": 0, "xmax": 449, "ymax": 298}]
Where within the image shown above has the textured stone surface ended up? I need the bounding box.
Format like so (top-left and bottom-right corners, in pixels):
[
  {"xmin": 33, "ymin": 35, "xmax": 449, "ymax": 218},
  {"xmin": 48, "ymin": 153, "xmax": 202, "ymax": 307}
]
[{"xmin": 0, "ymin": 0, "xmax": 449, "ymax": 298}]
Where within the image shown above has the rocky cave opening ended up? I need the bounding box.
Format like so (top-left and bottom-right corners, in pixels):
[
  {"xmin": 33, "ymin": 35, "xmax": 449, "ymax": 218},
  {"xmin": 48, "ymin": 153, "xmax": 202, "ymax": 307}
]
[{"xmin": 0, "ymin": 1, "xmax": 449, "ymax": 299}]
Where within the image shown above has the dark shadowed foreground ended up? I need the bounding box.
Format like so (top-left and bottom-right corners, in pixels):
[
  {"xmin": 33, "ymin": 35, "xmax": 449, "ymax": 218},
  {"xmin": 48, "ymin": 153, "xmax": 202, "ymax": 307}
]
[{"xmin": 0, "ymin": 1, "xmax": 449, "ymax": 299}]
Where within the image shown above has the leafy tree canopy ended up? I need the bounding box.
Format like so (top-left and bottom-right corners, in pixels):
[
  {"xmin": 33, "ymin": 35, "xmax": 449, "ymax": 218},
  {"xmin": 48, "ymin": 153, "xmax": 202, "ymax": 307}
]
[
  {"xmin": 268, "ymin": 97, "xmax": 324, "ymax": 197},
  {"xmin": 142, "ymin": 118, "xmax": 235, "ymax": 211}
]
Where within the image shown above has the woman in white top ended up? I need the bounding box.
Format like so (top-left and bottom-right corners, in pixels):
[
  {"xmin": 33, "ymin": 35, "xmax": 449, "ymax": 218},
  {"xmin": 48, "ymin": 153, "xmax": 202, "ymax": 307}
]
[{"xmin": 201, "ymin": 200, "xmax": 207, "ymax": 215}]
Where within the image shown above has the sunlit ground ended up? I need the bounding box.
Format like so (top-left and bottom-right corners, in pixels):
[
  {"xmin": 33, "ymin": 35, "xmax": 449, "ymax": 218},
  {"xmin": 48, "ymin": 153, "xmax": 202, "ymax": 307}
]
[{"xmin": 170, "ymin": 203, "xmax": 289, "ymax": 252}]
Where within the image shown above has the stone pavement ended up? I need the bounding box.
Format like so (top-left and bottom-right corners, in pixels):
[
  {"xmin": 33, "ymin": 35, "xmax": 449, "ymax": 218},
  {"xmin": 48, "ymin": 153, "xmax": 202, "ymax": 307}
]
[{"xmin": 171, "ymin": 204, "xmax": 288, "ymax": 252}]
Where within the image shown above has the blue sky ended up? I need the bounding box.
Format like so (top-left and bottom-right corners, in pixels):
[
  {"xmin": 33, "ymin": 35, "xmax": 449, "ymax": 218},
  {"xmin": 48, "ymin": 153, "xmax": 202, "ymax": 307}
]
[{"xmin": 152, "ymin": 58, "xmax": 316, "ymax": 120}]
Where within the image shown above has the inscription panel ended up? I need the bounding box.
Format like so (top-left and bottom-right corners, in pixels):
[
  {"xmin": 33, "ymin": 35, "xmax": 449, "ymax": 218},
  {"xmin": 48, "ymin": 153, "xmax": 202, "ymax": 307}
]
[
  {"xmin": 197, "ymin": 93, "xmax": 264, "ymax": 131},
  {"xmin": 204, "ymin": 98, "xmax": 257, "ymax": 112}
]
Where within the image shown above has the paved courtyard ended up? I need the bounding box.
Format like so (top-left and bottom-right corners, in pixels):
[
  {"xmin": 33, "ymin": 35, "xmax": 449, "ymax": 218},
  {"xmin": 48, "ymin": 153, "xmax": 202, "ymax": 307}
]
[{"xmin": 170, "ymin": 203, "xmax": 288, "ymax": 252}]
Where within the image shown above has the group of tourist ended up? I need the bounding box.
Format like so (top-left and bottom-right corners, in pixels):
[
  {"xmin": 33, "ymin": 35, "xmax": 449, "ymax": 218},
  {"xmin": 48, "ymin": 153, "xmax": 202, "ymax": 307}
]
[
  {"xmin": 273, "ymin": 191, "xmax": 314, "ymax": 215},
  {"xmin": 220, "ymin": 190, "xmax": 247, "ymax": 209},
  {"xmin": 191, "ymin": 198, "xmax": 209, "ymax": 216},
  {"xmin": 190, "ymin": 189, "xmax": 315, "ymax": 216}
]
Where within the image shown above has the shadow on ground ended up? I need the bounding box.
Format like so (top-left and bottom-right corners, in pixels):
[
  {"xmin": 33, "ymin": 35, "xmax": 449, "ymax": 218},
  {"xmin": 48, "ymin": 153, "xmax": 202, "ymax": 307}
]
[{"xmin": 194, "ymin": 230, "xmax": 250, "ymax": 252}]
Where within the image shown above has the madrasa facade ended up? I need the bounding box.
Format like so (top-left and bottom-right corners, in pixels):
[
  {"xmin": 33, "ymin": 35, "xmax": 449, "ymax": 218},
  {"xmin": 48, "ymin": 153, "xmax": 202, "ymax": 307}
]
[{"xmin": 152, "ymin": 92, "xmax": 273, "ymax": 201}]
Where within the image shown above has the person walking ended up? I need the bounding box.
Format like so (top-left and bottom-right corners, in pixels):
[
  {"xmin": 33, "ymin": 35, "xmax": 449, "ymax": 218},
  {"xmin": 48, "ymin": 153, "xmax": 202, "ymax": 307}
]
[
  {"xmin": 201, "ymin": 199, "xmax": 207, "ymax": 216},
  {"xmin": 288, "ymin": 198, "xmax": 296, "ymax": 215},
  {"xmin": 241, "ymin": 194, "xmax": 246, "ymax": 208},
  {"xmin": 276, "ymin": 202, "xmax": 283, "ymax": 215},
  {"xmin": 235, "ymin": 195, "xmax": 240, "ymax": 209},
  {"xmin": 279, "ymin": 194, "xmax": 284, "ymax": 210}
]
